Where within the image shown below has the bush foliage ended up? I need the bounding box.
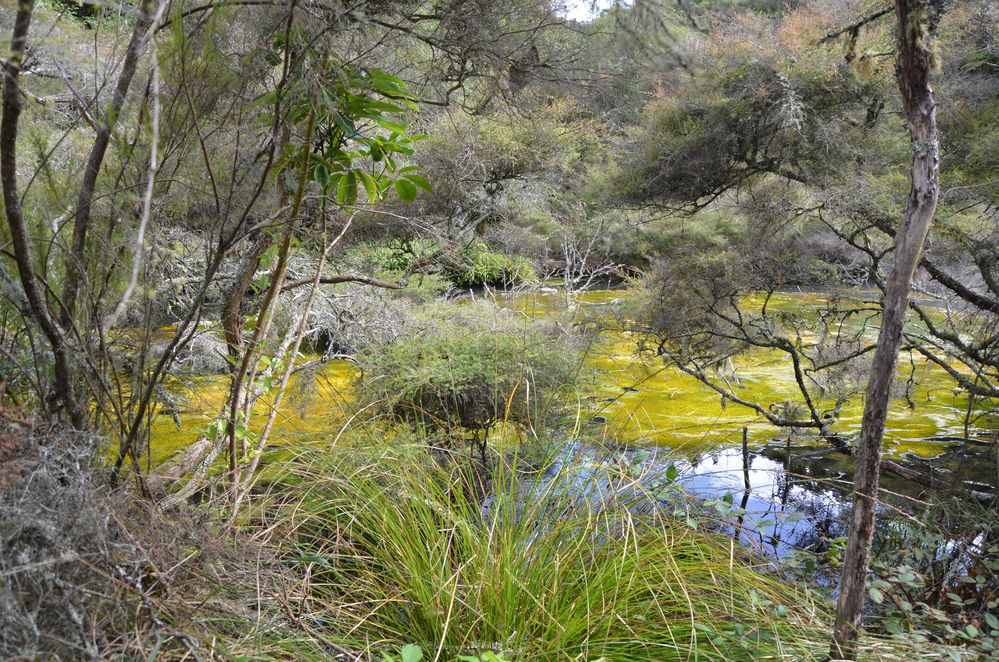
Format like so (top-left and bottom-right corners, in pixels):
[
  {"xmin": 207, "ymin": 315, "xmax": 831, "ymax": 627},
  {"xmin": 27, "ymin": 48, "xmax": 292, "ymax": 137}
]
[
  {"xmin": 446, "ymin": 242, "xmax": 538, "ymax": 288},
  {"xmin": 358, "ymin": 306, "xmax": 575, "ymax": 432}
]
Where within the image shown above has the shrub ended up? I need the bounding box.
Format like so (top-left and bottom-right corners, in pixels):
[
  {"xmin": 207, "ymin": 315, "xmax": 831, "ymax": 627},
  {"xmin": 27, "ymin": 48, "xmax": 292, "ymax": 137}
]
[
  {"xmin": 361, "ymin": 238, "xmax": 442, "ymax": 274},
  {"xmin": 357, "ymin": 306, "xmax": 575, "ymax": 433},
  {"xmin": 446, "ymin": 242, "xmax": 538, "ymax": 288}
]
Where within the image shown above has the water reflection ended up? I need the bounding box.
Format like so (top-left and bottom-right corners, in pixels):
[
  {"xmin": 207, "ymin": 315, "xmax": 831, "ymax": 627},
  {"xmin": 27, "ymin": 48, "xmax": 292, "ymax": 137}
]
[
  {"xmin": 680, "ymin": 447, "xmax": 848, "ymax": 560},
  {"xmin": 540, "ymin": 439, "xmax": 996, "ymax": 569}
]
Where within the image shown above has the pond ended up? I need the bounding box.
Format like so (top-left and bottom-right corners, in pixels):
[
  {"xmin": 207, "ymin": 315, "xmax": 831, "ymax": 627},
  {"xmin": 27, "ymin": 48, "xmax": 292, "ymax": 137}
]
[
  {"xmin": 500, "ymin": 287, "xmax": 996, "ymax": 458},
  {"xmin": 149, "ymin": 286, "xmax": 998, "ymax": 559}
]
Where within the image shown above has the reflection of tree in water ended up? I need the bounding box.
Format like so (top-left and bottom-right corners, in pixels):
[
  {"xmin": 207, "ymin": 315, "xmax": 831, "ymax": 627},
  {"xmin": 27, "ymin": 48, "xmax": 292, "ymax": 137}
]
[
  {"xmin": 664, "ymin": 444, "xmax": 995, "ymax": 583},
  {"xmin": 720, "ymin": 442, "xmax": 999, "ymax": 604},
  {"xmin": 540, "ymin": 440, "xmax": 996, "ymax": 601}
]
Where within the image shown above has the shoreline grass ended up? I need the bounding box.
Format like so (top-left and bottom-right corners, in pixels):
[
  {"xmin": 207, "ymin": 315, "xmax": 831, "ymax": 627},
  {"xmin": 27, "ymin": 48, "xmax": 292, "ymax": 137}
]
[{"xmin": 269, "ymin": 443, "xmax": 832, "ymax": 660}]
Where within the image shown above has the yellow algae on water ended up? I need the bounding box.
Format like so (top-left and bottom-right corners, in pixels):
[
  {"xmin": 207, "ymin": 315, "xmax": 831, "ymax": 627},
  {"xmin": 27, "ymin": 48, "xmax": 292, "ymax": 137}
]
[
  {"xmin": 499, "ymin": 288, "xmax": 992, "ymax": 458},
  {"xmin": 147, "ymin": 357, "xmax": 358, "ymax": 466},
  {"xmin": 149, "ymin": 289, "xmax": 994, "ymax": 464}
]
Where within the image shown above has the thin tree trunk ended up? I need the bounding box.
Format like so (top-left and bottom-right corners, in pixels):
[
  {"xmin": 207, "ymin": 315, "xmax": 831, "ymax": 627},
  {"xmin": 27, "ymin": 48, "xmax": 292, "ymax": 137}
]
[
  {"xmin": 225, "ymin": 110, "xmax": 314, "ymax": 503},
  {"xmin": 221, "ymin": 234, "xmax": 269, "ymax": 358},
  {"xmin": 1, "ymin": 0, "xmax": 84, "ymax": 428},
  {"xmin": 60, "ymin": 0, "xmax": 153, "ymax": 329},
  {"xmin": 221, "ymin": 123, "xmax": 288, "ymax": 360},
  {"xmin": 830, "ymin": 0, "xmax": 942, "ymax": 657}
]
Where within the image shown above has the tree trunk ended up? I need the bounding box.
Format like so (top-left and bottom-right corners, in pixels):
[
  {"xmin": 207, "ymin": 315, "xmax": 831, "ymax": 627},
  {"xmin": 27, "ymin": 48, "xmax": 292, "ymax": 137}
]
[
  {"xmin": 830, "ymin": 0, "xmax": 943, "ymax": 658},
  {"xmin": 221, "ymin": 122, "xmax": 289, "ymax": 360},
  {"xmin": 1, "ymin": 0, "xmax": 84, "ymax": 428},
  {"xmin": 60, "ymin": 0, "xmax": 152, "ymax": 330},
  {"xmin": 221, "ymin": 234, "xmax": 269, "ymax": 358}
]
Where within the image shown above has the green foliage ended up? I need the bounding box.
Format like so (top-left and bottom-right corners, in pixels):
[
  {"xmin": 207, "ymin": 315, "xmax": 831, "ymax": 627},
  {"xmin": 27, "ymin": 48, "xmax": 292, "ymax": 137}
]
[
  {"xmin": 380, "ymin": 643, "xmax": 510, "ymax": 662},
  {"xmin": 358, "ymin": 306, "xmax": 575, "ymax": 432},
  {"xmin": 361, "ymin": 238, "xmax": 442, "ymax": 274},
  {"xmin": 446, "ymin": 242, "xmax": 538, "ymax": 288},
  {"xmin": 865, "ymin": 500, "xmax": 999, "ymax": 658},
  {"xmin": 264, "ymin": 62, "xmax": 429, "ymax": 207},
  {"xmin": 781, "ymin": 497, "xmax": 999, "ymax": 660},
  {"xmin": 382, "ymin": 643, "xmax": 424, "ymax": 662},
  {"xmin": 277, "ymin": 445, "xmax": 830, "ymax": 660}
]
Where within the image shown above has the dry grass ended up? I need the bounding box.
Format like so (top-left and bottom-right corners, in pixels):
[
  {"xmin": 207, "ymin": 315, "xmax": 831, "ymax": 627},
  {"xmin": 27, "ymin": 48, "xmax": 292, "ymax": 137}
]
[{"xmin": 0, "ymin": 423, "xmax": 325, "ymax": 660}]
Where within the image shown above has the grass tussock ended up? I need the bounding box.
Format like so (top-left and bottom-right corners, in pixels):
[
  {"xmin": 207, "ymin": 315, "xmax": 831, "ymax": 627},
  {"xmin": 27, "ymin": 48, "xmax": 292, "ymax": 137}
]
[{"xmin": 273, "ymin": 444, "xmax": 830, "ymax": 661}]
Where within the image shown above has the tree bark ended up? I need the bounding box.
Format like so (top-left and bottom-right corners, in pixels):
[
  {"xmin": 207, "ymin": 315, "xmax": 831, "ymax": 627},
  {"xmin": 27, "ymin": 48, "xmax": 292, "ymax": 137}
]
[
  {"xmin": 1, "ymin": 0, "xmax": 84, "ymax": 428},
  {"xmin": 221, "ymin": 234, "xmax": 269, "ymax": 358},
  {"xmin": 830, "ymin": 0, "xmax": 943, "ymax": 658}
]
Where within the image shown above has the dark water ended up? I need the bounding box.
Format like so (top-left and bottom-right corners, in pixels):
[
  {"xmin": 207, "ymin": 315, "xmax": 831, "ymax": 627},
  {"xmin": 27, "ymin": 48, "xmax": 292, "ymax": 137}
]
[{"xmin": 539, "ymin": 438, "xmax": 997, "ymax": 566}]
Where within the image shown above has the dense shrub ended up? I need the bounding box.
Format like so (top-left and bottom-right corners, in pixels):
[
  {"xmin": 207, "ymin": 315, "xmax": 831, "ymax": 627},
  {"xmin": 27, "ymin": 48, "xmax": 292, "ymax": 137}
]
[
  {"xmin": 358, "ymin": 306, "xmax": 575, "ymax": 432},
  {"xmin": 446, "ymin": 242, "xmax": 538, "ymax": 288}
]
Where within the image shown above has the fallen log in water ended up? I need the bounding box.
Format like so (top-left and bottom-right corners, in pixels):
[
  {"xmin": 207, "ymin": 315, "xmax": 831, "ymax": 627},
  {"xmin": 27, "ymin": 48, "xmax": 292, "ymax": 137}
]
[
  {"xmin": 881, "ymin": 459, "xmax": 995, "ymax": 501},
  {"xmin": 880, "ymin": 459, "xmax": 956, "ymax": 492},
  {"xmin": 143, "ymin": 436, "xmax": 222, "ymax": 507}
]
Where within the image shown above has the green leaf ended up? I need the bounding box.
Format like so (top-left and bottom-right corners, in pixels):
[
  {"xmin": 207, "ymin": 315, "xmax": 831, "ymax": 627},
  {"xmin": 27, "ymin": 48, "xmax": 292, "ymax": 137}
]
[
  {"xmin": 337, "ymin": 171, "xmax": 358, "ymax": 205},
  {"xmin": 400, "ymin": 644, "xmax": 423, "ymax": 662},
  {"xmin": 665, "ymin": 464, "xmax": 678, "ymax": 482},
  {"xmin": 403, "ymin": 173, "xmax": 433, "ymax": 192},
  {"xmin": 358, "ymin": 170, "xmax": 381, "ymax": 203},
  {"xmin": 325, "ymin": 172, "xmax": 343, "ymax": 197},
  {"xmin": 312, "ymin": 163, "xmax": 329, "ymax": 189},
  {"xmin": 395, "ymin": 177, "xmax": 418, "ymax": 202},
  {"xmin": 333, "ymin": 111, "xmax": 358, "ymax": 138},
  {"xmin": 869, "ymin": 587, "xmax": 883, "ymax": 604},
  {"xmin": 373, "ymin": 116, "xmax": 409, "ymax": 133},
  {"xmin": 353, "ymin": 97, "xmax": 406, "ymax": 114}
]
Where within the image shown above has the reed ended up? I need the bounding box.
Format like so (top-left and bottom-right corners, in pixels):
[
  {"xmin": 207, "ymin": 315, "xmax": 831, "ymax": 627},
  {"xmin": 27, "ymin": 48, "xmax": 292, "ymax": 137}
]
[{"xmin": 274, "ymin": 444, "xmax": 830, "ymax": 660}]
